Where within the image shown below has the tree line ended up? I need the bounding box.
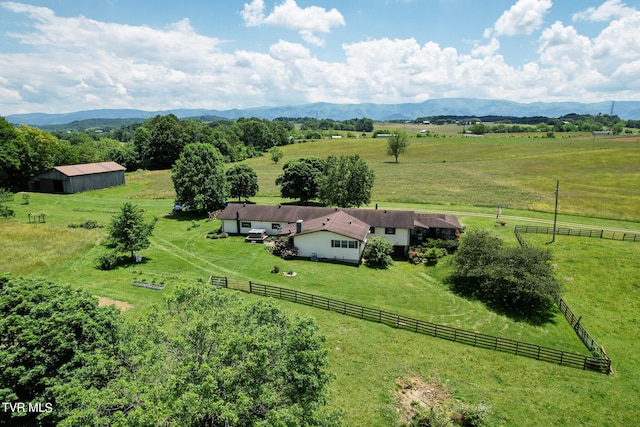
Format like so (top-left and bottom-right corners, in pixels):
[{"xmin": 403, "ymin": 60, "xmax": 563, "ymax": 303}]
[
  {"xmin": 413, "ymin": 113, "xmax": 629, "ymax": 130},
  {"xmin": 171, "ymin": 142, "xmax": 376, "ymax": 212},
  {"xmin": 0, "ymin": 115, "xmax": 378, "ymax": 191}
]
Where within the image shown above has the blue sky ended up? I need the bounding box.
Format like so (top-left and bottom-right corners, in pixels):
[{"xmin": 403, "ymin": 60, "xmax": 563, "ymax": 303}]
[{"xmin": 1, "ymin": 0, "xmax": 639, "ymax": 114}]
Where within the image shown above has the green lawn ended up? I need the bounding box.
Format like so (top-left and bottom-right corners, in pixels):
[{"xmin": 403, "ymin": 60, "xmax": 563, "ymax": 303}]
[{"xmin": 1, "ymin": 135, "xmax": 639, "ymax": 426}]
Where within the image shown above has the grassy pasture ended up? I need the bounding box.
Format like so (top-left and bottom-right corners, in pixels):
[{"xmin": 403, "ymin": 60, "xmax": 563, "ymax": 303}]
[
  {"xmin": 243, "ymin": 134, "xmax": 640, "ymax": 221},
  {"xmin": 1, "ymin": 135, "xmax": 639, "ymax": 426}
]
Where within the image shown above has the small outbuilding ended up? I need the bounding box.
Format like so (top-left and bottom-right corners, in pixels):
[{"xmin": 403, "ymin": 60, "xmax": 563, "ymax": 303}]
[{"xmin": 33, "ymin": 161, "xmax": 126, "ymax": 194}]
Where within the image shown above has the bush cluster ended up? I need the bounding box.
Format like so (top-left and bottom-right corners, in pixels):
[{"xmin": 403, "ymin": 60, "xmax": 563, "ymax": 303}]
[
  {"xmin": 205, "ymin": 231, "xmax": 229, "ymax": 239},
  {"xmin": 409, "ymin": 402, "xmax": 491, "ymax": 427},
  {"xmin": 409, "ymin": 239, "xmax": 459, "ymax": 264},
  {"xmin": 96, "ymin": 252, "xmax": 118, "ymax": 270},
  {"xmin": 68, "ymin": 220, "xmax": 102, "ymax": 229},
  {"xmin": 363, "ymin": 236, "xmax": 394, "ymax": 267},
  {"xmin": 272, "ymin": 236, "xmax": 298, "ymax": 259}
]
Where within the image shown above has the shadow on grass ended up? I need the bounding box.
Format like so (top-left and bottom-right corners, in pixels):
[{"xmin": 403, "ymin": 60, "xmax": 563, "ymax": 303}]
[
  {"xmin": 163, "ymin": 211, "xmax": 209, "ymax": 222},
  {"xmin": 445, "ymin": 276, "xmax": 559, "ymax": 327}
]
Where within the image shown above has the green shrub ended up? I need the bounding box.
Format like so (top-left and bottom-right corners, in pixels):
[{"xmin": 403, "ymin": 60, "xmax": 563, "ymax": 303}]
[
  {"xmin": 457, "ymin": 402, "xmax": 491, "ymax": 427},
  {"xmin": 364, "ymin": 236, "xmax": 393, "ymax": 267},
  {"xmin": 272, "ymin": 236, "xmax": 298, "ymax": 259},
  {"xmin": 446, "ymin": 230, "xmax": 561, "ymax": 324},
  {"xmin": 410, "ymin": 405, "xmax": 454, "ymax": 427},
  {"xmin": 68, "ymin": 220, "xmax": 102, "ymax": 229},
  {"xmin": 96, "ymin": 252, "xmax": 118, "ymax": 270},
  {"xmin": 0, "ymin": 205, "xmax": 14, "ymax": 218},
  {"xmin": 421, "ymin": 239, "xmax": 459, "ymax": 254}
]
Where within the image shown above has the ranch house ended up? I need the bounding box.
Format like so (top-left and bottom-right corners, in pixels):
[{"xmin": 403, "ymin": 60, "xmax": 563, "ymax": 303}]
[{"xmin": 218, "ymin": 204, "xmax": 461, "ymax": 263}]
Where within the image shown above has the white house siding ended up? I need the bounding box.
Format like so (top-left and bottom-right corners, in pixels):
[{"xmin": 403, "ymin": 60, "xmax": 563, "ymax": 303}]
[
  {"xmin": 368, "ymin": 227, "xmax": 411, "ymax": 247},
  {"xmin": 221, "ymin": 219, "xmax": 288, "ymax": 235},
  {"xmin": 293, "ymin": 232, "xmax": 363, "ymax": 264}
]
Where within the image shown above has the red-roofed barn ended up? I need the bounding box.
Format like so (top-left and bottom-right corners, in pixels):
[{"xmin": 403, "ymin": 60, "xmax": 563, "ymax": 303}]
[{"xmin": 32, "ymin": 162, "xmax": 126, "ymax": 194}]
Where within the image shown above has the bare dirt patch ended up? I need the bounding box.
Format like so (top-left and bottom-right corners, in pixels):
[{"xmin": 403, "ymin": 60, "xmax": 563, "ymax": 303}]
[
  {"xmin": 395, "ymin": 376, "xmax": 452, "ymax": 423},
  {"xmin": 96, "ymin": 296, "xmax": 134, "ymax": 312}
]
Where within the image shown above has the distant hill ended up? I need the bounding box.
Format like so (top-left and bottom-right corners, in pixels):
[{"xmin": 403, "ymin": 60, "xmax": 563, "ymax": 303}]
[{"xmin": 6, "ymin": 98, "xmax": 640, "ymax": 126}]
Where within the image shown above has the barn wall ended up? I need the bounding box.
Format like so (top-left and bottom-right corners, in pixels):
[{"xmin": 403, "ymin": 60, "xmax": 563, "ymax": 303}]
[{"xmin": 67, "ymin": 171, "xmax": 125, "ymax": 193}]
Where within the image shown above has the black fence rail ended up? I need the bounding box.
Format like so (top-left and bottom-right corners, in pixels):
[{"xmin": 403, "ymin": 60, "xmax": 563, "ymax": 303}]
[
  {"xmin": 513, "ymin": 229, "xmax": 612, "ymax": 374},
  {"xmin": 210, "ymin": 276, "xmax": 610, "ymax": 373},
  {"xmin": 514, "ymin": 226, "xmax": 527, "ymax": 248},
  {"xmin": 515, "ymin": 225, "xmax": 639, "ymax": 242},
  {"xmin": 558, "ymin": 298, "xmax": 611, "ymax": 363}
]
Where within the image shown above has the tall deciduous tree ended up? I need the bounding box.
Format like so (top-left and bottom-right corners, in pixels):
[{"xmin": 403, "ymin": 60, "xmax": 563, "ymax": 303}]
[
  {"xmin": 318, "ymin": 155, "xmax": 375, "ymax": 208},
  {"xmin": 107, "ymin": 202, "xmax": 156, "ymax": 260},
  {"xmin": 0, "ymin": 274, "xmax": 122, "ymax": 426},
  {"xmin": 275, "ymin": 157, "xmax": 325, "ymax": 203},
  {"xmin": 446, "ymin": 230, "xmax": 562, "ymax": 324},
  {"xmin": 135, "ymin": 114, "xmax": 189, "ymax": 169},
  {"xmin": 270, "ymin": 146, "xmax": 284, "ymax": 164},
  {"xmin": 0, "ymin": 117, "xmax": 31, "ymax": 190},
  {"xmin": 172, "ymin": 143, "xmax": 229, "ymax": 211},
  {"xmin": 65, "ymin": 284, "xmax": 341, "ymax": 426},
  {"xmin": 226, "ymin": 164, "xmax": 259, "ymax": 202},
  {"xmin": 386, "ymin": 130, "xmax": 410, "ymax": 163}
]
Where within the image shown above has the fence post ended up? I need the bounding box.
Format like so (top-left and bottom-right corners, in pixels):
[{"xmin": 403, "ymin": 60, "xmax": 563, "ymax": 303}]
[
  {"xmin": 224, "ymin": 276, "xmax": 228, "ymax": 288},
  {"xmin": 249, "ymin": 281, "xmax": 252, "ymax": 293}
]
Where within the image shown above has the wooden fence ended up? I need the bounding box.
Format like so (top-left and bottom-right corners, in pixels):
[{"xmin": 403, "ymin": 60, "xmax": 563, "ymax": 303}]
[
  {"xmin": 513, "ymin": 228, "xmax": 612, "ymax": 373},
  {"xmin": 514, "ymin": 226, "xmax": 527, "ymax": 248},
  {"xmin": 515, "ymin": 225, "xmax": 639, "ymax": 242},
  {"xmin": 210, "ymin": 276, "xmax": 611, "ymax": 374},
  {"xmin": 558, "ymin": 298, "xmax": 611, "ymax": 362}
]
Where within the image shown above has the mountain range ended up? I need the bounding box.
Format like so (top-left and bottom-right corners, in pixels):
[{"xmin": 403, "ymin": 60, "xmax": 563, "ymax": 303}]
[{"xmin": 6, "ymin": 98, "xmax": 640, "ymax": 126}]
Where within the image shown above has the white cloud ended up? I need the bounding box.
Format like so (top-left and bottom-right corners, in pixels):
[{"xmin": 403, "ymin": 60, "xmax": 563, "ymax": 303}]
[
  {"xmin": 241, "ymin": 0, "xmax": 345, "ymax": 46},
  {"xmin": 572, "ymin": 0, "xmax": 634, "ymax": 22},
  {"xmin": 2, "ymin": 1, "xmax": 640, "ymax": 114},
  {"xmin": 494, "ymin": 0, "xmax": 553, "ymax": 36},
  {"xmin": 472, "ymin": 38, "xmax": 500, "ymax": 57}
]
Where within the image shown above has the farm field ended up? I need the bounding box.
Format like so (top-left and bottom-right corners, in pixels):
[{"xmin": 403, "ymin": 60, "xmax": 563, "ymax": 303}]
[
  {"xmin": 1, "ymin": 134, "xmax": 639, "ymax": 426},
  {"xmin": 245, "ymin": 133, "xmax": 640, "ymax": 221}
]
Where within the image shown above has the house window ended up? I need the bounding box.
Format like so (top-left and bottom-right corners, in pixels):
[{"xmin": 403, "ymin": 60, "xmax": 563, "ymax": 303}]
[
  {"xmin": 271, "ymin": 223, "xmax": 281, "ymax": 230},
  {"xmin": 369, "ymin": 226, "xmax": 375, "ymax": 233},
  {"xmin": 348, "ymin": 241, "xmax": 357, "ymax": 249},
  {"xmin": 385, "ymin": 227, "xmax": 396, "ymax": 235},
  {"xmin": 341, "ymin": 240, "xmax": 348, "ymax": 248},
  {"xmin": 241, "ymin": 221, "xmax": 251, "ymax": 228},
  {"xmin": 331, "ymin": 240, "xmax": 341, "ymax": 248}
]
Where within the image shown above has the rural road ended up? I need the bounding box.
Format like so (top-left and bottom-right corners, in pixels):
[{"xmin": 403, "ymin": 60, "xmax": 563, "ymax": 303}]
[{"xmin": 412, "ymin": 207, "xmax": 640, "ymax": 234}]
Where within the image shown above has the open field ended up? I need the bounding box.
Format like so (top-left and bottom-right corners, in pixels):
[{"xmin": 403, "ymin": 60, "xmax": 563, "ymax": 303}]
[
  {"xmin": 243, "ymin": 134, "xmax": 640, "ymax": 221},
  {"xmin": 1, "ymin": 136, "xmax": 639, "ymax": 426}
]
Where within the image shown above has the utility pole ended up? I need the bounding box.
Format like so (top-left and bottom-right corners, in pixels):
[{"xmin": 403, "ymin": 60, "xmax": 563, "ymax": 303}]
[{"xmin": 550, "ymin": 180, "xmax": 559, "ymax": 244}]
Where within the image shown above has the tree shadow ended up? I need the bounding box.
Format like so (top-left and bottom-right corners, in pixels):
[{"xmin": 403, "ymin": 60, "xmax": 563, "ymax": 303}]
[
  {"xmin": 445, "ymin": 276, "xmax": 559, "ymax": 327},
  {"xmin": 163, "ymin": 210, "xmax": 208, "ymax": 222}
]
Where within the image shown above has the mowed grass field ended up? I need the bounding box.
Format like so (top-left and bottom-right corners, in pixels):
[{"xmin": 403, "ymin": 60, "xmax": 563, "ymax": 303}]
[{"xmin": 1, "ymin": 134, "xmax": 639, "ymax": 425}]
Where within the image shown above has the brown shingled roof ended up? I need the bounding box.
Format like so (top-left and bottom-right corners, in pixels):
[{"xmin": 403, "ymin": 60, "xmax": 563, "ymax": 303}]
[
  {"xmin": 280, "ymin": 211, "xmax": 369, "ymax": 241},
  {"xmin": 54, "ymin": 162, "xmax": 125, "ymax": 177},
  {"xmin": 414, "ymin": 213, "xmax": 462, "ymax": 230},
  {"xmin": 218, "ymin": 203, "xmax": 415, "ymax": 228}
]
